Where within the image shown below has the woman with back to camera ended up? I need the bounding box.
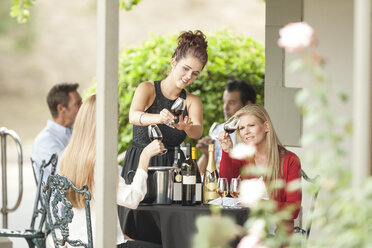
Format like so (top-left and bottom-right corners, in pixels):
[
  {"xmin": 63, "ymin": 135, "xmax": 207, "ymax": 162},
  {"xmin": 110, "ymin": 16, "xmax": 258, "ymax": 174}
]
[
  {"xmin": 48, "ymin": 94, "xmax": 164, "ymax": 248},
  {"xmin": 121, "ymin": 30, "xmax": 208, "ymax": 181},
  {"xmin": 217, "ymin": 104, "xmax": 302, "ymax": 231}
]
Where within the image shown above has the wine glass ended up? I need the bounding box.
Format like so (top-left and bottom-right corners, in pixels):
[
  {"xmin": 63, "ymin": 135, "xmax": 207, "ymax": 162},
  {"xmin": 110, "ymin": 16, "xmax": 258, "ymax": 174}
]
[
  {"xmin": 224, "ymin": 116, "xmax": 240, "ymax": 134},
  {"xmin": 216, "ymin": 178, "xmax": 228, "ymax": 207},
  {"xmin": 230, "ymin": 178, "xmax": 240, "ymax": 198},
  {"xmin": 208, "ymin": 122, "xmax": 220, "ymax": 141},
  {"xmin": 148, "ymin": 124, "xmax": 167, "ymax": 154},
  {"xmin": 170, "ymin": 97, "xmax": 186, "ymax": 118},
  {"xmin": 165, "ymin": 97, "xmax": 185, "ymax": 128}
]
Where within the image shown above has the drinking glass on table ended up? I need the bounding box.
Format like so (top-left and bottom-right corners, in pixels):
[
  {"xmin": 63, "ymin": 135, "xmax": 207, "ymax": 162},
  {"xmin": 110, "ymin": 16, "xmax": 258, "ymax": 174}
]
[
  {"xmin": 224, "ymin": 116, "xmax": 240, "ymax": 134},
  {"xmin": 216, "ymin": 178, "xmax": 228, "ymax": 207},
  {"xmin": 230, "ymin": 178, "xmax": 240, "ymax": 198},
  {"xmin": 148, "ymin": 124, "xmax": 167, "ymax": 154}
]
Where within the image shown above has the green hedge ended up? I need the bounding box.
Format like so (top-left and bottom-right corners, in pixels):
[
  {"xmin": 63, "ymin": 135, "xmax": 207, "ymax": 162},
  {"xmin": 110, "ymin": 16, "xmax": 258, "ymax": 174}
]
[{"xmin": 87, "ymin": 30, "xmax": 265, "ymax": 153}]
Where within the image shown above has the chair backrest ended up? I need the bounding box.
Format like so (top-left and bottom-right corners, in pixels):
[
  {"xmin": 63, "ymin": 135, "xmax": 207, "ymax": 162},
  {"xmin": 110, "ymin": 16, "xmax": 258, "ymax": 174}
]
[
  {"xmin": 30, "ymin": 153, "xmax": 58, "ymax": 232},
  {"xmin": 43, "ymin": 174, "xmax": 93, "ymax": 248},
  {"xmin": 294, "ymin": 169, "xmax": 320, "ymax": 239}
]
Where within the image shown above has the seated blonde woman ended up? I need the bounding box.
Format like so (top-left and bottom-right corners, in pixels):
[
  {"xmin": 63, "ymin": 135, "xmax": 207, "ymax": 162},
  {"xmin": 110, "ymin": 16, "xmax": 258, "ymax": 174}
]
[
  {"xmin": 218, "ymin": 104, "xmax": 302, "ymax": 232},
  {"xmin": 47, "ymin": 94, "xmax": 163, "ymax": 248}
]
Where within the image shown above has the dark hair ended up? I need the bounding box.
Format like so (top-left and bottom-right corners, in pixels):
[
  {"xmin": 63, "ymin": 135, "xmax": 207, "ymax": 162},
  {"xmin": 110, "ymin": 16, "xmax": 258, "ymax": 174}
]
[
  {"xmin": 226, "ymin": 80, "xmax": 257, "ymax": 104},
  {"xmin": 47, "ymin": 83, "xmax": 79, "ymax": 118},
  {"xmin": 172, "ymin": 30, "xmax": 208, "ymax": 68}
]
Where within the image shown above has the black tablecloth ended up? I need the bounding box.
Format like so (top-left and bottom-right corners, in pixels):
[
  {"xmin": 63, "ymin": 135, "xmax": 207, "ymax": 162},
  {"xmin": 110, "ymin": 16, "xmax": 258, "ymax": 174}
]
[{"xmin": 119, "ymin": 204, "xmax": 249, "ymax": 248}]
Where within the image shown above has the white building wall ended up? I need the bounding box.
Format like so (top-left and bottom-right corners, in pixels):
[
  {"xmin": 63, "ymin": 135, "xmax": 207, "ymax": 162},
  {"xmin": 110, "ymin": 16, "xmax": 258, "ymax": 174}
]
[
  {"xmin": 287, "ymin": 0, "xmax": 354, "ymax": 165},
  {"xmin": 266, "ymin": 0, "xmax": 355, "ymax": 170},
  {"xmin": 265, "ymin": 0, "xmax": 358, "ymax": 239}
]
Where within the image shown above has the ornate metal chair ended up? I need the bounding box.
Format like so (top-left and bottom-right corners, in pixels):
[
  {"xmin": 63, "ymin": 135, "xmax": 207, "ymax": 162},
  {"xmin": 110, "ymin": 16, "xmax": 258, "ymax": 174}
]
[
  {"xmin": 30, "ymin": 158, "xmax": 38, "ymax": 186},
  {"xmin": 0, "ymin": 153, "xmax": 58, "ymax": 248},
  {"xmin": 294, "ymin": 169, "xmax": 320, "ymax": 239},
  {"xmin": 43, "ymin": 174, "xmax": 93, "ymax": 248}
]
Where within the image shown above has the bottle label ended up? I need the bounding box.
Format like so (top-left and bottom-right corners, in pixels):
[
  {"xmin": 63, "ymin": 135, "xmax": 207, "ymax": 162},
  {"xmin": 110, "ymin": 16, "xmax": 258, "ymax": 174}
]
[
  {"xmin": 204, "ymin": 182, "xmax": 217, "ymax": 191},
  {"xmin": 203, "ymin": 182, "xmax": 219, "ymax": 203},
  {"xmin": 203, "ymin": 191, "xmax": 219, "ymax": 202},
  {"xmin": 182, "ymin": 175, "xmax": 196, "ymax": 185},
  {"xmin": 173, "ymin": 182, "xmax": 182, "ymax": 201},
  {"xmin": 175, "ymin": 174, "xmax": 182, "ymax": 182},
  {"xmin": 195, "ymin": 183, "xmax": 202, "ymax": 201}
]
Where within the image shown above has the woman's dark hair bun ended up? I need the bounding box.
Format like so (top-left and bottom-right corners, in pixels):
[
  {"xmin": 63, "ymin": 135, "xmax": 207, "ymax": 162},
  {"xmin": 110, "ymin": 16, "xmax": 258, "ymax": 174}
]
[
  {"xmin": 173, "ymin": 30, "xmax": 208, "ymax": 67},
  {"xmin": 177, "ymin": 30, "xmax": 208, "ymax": 49}
]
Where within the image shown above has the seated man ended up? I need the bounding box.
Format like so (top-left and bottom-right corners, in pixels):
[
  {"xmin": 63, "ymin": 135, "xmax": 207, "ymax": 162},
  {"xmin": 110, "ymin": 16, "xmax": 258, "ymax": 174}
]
[
  {"xmin": 196, "ymin": 80, "xmax": 256, "ymax": 175},
  {"xmin": 32, "ymin": 83, "xmax": 81, "ymax": 183}
]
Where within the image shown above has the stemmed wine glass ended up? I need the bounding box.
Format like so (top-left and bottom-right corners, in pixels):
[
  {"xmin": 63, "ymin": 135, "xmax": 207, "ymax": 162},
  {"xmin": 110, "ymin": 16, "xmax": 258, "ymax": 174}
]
[
  {"xmin": 230, "ymin": 178, "xmax": 240, "ymax": 198},
  {"xmin": 148, "ymin": 124, "xmax": 167, "ymax": 154},
  {"xmin": 224, "ymin": 116, "xmax": 240, "ymax": 134},
  {"xmin": 171, "ymin": 97, "xmax": 186, "ymax": 118},
  {"xmin": 202, "ymin": 122, "xmax": 220, "ymax": 146},
  {"xmin": 167, "ymin": 97, "xmax": 186, "ymax": 128},
  {"xmin": 216, "ymin": 178, "xmax": 228, "ymax": 207},
  {"xmin": 208, "ymin": 122, "xmax": 220, "ymax": 141}
]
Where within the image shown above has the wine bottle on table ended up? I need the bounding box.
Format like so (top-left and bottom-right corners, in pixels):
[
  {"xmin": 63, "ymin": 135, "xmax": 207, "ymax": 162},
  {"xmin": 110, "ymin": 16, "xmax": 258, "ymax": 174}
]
[
  {"xmin": 173, "ymin": 147, "xmax": 182, "ymax": 204},
  {"xmin": 181, "ymin": 143, "xmax": 196, "ymax": 206},
  {"xmin": 203, "ymin": 144, "xmax": 219, "ymax": 204},
  {"xmin": 192, "ymin": 147, "xmax": 202, "ymax": 205}
]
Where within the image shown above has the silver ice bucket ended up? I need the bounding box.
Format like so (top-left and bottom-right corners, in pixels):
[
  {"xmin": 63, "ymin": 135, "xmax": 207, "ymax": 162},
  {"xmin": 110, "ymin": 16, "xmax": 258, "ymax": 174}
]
[{"xmin": 148, "ymin": 166, "xmax": 175, "ymax": 205}]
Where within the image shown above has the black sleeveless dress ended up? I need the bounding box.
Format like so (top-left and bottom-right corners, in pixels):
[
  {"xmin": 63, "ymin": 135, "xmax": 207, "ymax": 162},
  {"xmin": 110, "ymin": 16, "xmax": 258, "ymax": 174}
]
[{"xmin": 121, "ymin": 80, "xmax": 187, "ymax": 183}]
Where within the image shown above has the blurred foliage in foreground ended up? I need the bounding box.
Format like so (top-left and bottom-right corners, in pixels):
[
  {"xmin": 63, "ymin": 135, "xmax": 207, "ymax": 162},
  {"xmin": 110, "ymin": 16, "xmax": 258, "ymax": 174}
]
[
  {"xmin": 1, "ymin": 0, "xmax": 35, "ymax": 51},
  {"xmin": 10, "ymin": 0, "xmax": 142, "ymax": 23}
]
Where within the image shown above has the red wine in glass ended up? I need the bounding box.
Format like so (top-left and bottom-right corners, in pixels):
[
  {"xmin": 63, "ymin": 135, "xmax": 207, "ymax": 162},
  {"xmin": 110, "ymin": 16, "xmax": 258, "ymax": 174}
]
[
  {"xmin": 230, "ymin": 191, "xmax": 239, "ymax": 198},
  {"xmin": 224, "ymin": 116, "xmax": 240, "ymax": 134},
  {"xmin": 216, "ymin": 190, "xmax": 228, "ymax": 197},
  {"xmin": 173, "ymin": 109, "xmax": 184, "ymax": 116},
  {"xmin": 224, "ymin": 127, "xmax": 236, "ymax": 134},
  {"xmin": 171, "ymin": 97, "xmax": 186, "ymax": 118}
]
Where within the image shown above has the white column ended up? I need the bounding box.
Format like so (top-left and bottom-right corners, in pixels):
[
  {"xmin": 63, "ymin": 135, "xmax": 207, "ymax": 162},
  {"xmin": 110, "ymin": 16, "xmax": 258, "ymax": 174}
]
[
  {"xmin": 96, "ymin": 0, "xmax": 119, "ymax": 247},
  {"xmin": 265, "ymin": 0, "xmax": 303, "ymax": 146},
  {"xmin": 353, "ymin": 0, "xmax": 371, "ymax": 188}
]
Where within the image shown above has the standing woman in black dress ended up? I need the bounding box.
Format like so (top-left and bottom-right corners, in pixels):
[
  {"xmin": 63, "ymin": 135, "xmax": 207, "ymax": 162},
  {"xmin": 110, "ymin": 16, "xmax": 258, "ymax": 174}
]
[{"xmin": 121, "ymin": 30, "xmax": 208, "ymax": 182}]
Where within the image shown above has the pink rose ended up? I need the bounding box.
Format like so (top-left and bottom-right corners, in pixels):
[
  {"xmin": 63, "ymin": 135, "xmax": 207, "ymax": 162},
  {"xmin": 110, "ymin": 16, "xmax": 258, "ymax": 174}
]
[{"xmin": 277, "ymin": 22, "xmax": 315, "ymax": 52}]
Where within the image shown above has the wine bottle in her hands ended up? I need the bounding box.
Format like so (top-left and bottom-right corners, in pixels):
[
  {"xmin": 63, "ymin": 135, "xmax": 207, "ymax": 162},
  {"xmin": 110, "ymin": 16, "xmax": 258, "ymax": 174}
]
[
  {"xmin": 203, "ymin": 144, "xmax": 219, "ymax": 204},
  {"xmin": 192, "ymin": 147, "xmax": 202, "ymax": 205},
  {"xmin": 181, "ymin": 143, "xmax": 196, "ymax": 206},
  {"xmin": 173, "ymin": 147, "xmax": 182, "ymax": 204}
]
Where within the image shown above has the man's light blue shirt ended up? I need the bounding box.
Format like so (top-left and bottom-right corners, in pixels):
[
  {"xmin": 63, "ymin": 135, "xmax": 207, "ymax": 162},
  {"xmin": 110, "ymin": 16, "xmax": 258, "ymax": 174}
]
[
  {"xmin": 214, "ymin": 123, "xmax": 236, "ymax": 171},
  {"xmin": 32, "ymin": 120, "xmax": 72, "ymax": 183}
]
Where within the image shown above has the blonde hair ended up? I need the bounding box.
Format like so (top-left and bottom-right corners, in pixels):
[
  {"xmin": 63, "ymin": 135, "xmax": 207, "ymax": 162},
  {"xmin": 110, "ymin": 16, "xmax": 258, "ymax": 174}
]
[
  {"xmin": 234, "ymin": 104, "xmax": 285, "ymax": 196},
  {"xmin": 60, "ymin": 94, "xmax": 96, "ymax": 208}
]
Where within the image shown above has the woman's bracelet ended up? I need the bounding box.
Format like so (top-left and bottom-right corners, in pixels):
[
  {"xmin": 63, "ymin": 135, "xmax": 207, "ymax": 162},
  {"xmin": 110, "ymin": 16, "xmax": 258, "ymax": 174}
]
[{"xmin": 139, "ymin": 112, "xmax": 145, "ymax": 125}]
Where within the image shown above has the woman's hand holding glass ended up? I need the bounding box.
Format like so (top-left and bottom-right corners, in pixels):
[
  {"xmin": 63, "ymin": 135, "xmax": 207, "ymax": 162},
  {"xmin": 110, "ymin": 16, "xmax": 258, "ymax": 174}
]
[
  {"xmin": 159, "ymin": 109, "xmax": 176, "ymax": 127},
  {"xmin": 217, "ymin": 131, "xmax": 234, "ymax": 153},
  {"xmin": 148, "ymin": 124, "xmax": 167, "ymax": 155},
  {"xmin": 142, "ymin": 139, "xmax": 165, "ymax": 158}
]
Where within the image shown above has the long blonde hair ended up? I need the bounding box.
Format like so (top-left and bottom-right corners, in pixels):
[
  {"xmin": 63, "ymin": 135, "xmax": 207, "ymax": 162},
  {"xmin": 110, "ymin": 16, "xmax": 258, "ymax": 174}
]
[
  {"xmin": 235, "ymin": 104, "xmax": 285, "ymax": 195},
  {"xmin": 60, "ymin": 94, "xmax": 96, "ymax": 209}
]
